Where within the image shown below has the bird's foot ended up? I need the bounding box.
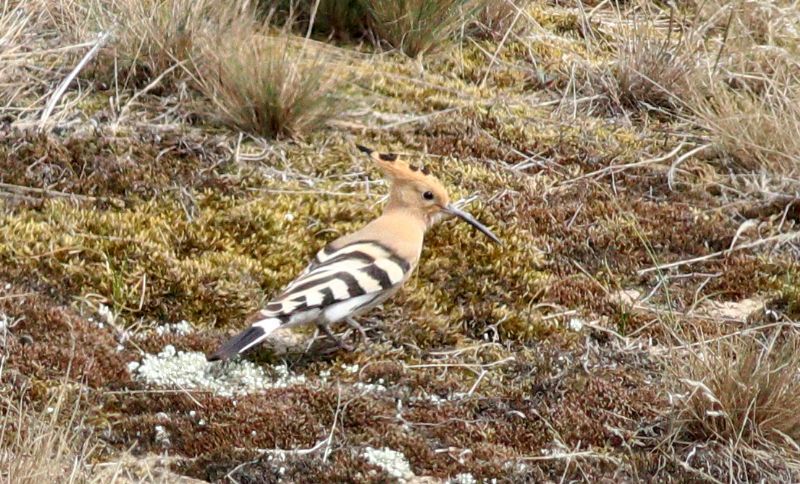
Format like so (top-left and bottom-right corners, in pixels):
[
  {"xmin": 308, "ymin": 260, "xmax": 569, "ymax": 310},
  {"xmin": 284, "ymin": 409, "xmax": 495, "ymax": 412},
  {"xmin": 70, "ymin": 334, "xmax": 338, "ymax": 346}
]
[
  {"xmin": 345, "ymin": 317, "xmax": 370, "ymax": 347},
  {"xmin": 317, "ymin": 324, "xmax": 355, "ymax": 352}
]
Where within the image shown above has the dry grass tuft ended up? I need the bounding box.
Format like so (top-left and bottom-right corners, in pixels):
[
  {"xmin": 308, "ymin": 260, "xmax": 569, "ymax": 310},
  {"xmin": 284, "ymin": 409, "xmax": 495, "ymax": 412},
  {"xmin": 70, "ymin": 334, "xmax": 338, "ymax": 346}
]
[
  {"xmin": 597, "ymin": 21, "xmax": 701, "ymax": 113},
  {"xmin": 47, "ymin": 0, "xmax": 350, "ymax": 138},
  {"xmin": 693, "ymin": 82, "xmax": 800, "ymax": 174},
  {"xmin": 364, "ymin": 0, "xmax": 483, "ymax": 57},
  {"xmin": 0, "ymin": 374, "xmax": 95, "ymax": 483},
  {"xmin": 684, "ymin": 0, "xmax": 800, "ymax": 176},
  {"xmin": 691, "ymin": 0, "xmax": 800, "ymax": 49},
  {"xmin": 194, "ymin": 33, "xmax": 348, "ymax": 139},
  {"xmin": 671, "ymin": 331, "xmax": 800, "ymax": 452},
  {"xmin": 466, "ymin": 0, "xmax": 528, "ymax": 41},
  {"xmin": 62, "ymin": 0, "xmax": 253, "ymax": 86},
  {"xmin": 0, "ymin": 4, "xmax": 36, "ymax": 109}
]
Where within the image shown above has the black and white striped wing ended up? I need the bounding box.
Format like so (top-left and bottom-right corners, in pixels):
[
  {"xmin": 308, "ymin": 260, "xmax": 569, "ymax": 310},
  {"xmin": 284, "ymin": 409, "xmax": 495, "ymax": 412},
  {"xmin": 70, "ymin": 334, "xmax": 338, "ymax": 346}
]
[
  {"xmin": 207, "ymin": 240, "xmax": 410, "ymax": 361},
  {"xmin": 270, "ymin": 240, "xmax": 410, "ymax": 322}
]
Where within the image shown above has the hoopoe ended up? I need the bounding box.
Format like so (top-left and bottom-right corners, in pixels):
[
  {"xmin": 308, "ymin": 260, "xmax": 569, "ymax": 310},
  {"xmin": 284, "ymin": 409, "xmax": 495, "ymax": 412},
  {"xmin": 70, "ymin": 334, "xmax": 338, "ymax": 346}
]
[{"xmin": 207, "ymin": 144, "xmax": 500, "ymax": 361}]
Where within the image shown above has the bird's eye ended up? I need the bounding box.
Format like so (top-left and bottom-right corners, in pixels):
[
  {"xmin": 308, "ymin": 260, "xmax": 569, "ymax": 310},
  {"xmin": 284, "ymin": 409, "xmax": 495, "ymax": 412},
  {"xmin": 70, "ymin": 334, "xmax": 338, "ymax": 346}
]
[{"xmin": 423, "ymin": 191, "xmax": 434, "ymax": 201}]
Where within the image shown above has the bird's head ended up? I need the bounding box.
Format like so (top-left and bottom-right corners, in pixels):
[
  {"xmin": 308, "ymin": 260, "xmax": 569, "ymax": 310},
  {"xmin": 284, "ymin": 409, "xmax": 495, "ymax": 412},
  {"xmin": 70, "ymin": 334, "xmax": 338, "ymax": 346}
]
[{"xmin": 356, "ymin": 144, "xmax": 500, "ymax": 244}]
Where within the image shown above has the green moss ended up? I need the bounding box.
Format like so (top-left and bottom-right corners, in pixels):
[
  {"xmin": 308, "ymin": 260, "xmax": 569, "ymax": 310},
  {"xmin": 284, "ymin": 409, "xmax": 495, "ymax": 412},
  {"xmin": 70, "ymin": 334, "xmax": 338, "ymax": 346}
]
[
  {"xmin": 5, "ymin": 0, "xmax": 799, "ymax": 480},
  {"xmin": 407, "ymin": 207, "xmax": 550, "ymax": 344},
  {"xmin": 0, "ymin": 190, "xmax": 366, "ymax": 327},
  {"xmin": 528, "ymin": 6, "xmax": 582, "ymax": 36},
  {"xmin": 779, "ymin": 269, "xmax": 800, "ymax": 318}
]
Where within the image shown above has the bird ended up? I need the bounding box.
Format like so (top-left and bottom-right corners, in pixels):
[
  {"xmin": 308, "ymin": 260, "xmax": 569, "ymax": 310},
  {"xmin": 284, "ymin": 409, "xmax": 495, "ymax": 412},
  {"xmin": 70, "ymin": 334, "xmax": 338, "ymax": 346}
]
[{"xmin": 206, "ymin": 144, "xmax": 500, "ymax": 361}]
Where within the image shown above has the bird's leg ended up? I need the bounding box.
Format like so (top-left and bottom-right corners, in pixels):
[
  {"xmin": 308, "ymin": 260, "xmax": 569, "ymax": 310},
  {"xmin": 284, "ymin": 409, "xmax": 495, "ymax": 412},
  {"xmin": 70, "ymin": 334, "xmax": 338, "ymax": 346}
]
[
  {"xmin": 316, "ymin": 323, "xmax": 354, "ymax": 352},
  {"xmin": 345, "ymin": 317, "xmax": 369, "ymax": 346},
  {"xmin": 304, "ymin": 327, "xmax": 321, "ymax": 355}
]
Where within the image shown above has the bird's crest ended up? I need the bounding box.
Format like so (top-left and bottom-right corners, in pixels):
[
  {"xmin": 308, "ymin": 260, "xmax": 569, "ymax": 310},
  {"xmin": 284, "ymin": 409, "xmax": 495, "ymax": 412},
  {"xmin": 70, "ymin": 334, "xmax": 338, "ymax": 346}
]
[{"xmin": 356, "ymin": 144, "xmax": 434, "ymax": 183}]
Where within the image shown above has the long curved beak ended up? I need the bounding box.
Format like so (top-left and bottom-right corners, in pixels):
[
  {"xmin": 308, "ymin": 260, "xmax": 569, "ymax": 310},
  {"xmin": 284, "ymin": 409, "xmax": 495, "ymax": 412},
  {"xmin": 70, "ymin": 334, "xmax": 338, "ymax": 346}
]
[{"xmin": 443, "ymin": 205, "xmax": 501, "ymax": 244}]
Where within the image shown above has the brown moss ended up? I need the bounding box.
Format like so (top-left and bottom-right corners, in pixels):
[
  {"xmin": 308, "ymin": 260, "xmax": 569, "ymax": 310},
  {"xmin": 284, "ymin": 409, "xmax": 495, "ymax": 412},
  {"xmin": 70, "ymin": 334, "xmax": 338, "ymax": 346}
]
[
  {"xmin": 101, "ymin": 385, "xmax": 337, "ymax": 456},
  {"xmin": 546, "ymin": 367, "xmax": 663, "ymax": 447},
  {"xmin": 0, "ymin": 292, "xmax": 129, "ymax": 389},
  {"xmin": 420, "ymin": 108, "xmax": 645, "ymax": 172},
  {"xmin": 4, "ymin": 0, "xmax": 798, "ymax": 480},
  {"xmin": 0, "ymin": 128, "xmax": 233, "ymax": 205},
  {"xmin": 222, "ymin": 451, "xmax": 379, "ymax": 483},
  {"xmin": 359, "ymin": 360, "xmax": 405, "ymax": 385}
]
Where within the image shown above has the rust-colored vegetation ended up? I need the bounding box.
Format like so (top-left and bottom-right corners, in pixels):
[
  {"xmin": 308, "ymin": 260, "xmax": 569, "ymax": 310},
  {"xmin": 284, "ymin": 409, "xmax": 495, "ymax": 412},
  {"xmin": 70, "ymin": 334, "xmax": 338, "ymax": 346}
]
[{"xmin": 1, "ymin": 0, "xmax": 799, "ymax": 481}]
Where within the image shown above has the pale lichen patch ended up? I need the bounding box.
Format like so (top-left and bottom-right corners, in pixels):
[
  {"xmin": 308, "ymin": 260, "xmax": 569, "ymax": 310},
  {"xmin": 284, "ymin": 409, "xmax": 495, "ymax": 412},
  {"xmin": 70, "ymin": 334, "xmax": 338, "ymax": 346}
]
[
  {"xmin": 362, "ymin": 447, "xmax": 415, "ymax": 481},
  {"xmin": 130, "ymin": 345, "xmax": 306, "ymax": 397}
]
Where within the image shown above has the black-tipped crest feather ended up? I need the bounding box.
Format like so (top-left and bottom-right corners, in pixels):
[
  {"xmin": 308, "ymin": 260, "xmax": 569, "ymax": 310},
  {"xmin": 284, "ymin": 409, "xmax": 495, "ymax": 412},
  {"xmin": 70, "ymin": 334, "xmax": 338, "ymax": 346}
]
[{"xmin": 356, "ymin": 144, "xmax": 396, "ymax": 161}]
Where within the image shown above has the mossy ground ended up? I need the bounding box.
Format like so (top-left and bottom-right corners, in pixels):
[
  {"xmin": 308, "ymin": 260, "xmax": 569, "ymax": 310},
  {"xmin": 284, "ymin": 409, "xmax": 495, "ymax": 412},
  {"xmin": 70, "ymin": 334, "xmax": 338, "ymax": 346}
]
[{"xmin": 2, "ymin": 0, "xmax": 799, "ymax": 482}]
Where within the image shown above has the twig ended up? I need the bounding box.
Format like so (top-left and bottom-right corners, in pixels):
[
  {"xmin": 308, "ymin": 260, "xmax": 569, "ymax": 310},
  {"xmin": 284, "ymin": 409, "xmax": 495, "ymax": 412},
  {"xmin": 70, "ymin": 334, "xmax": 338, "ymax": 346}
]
[
  {"xmin": 667, "ymin": 143, "xmax": 712, "ymax": 190},
  {"xmin": 378, "ymin": 106, "xmax": 462, "ymax": 130},
  {"xmin": 322, "ymin": 384, "xmax": 342, "ymax": 463},
  {"xmin": 562, "ymin": 142, "xmax": 687, "ymax": 185},
  {"xmin": 466, "ymin": 370, "xmax": 487, "ymax": 397},
  {"xmin": 638, "ymin": 230, "xmax": 800, "ymax": 275},
  {"xmin": 225, "ymin": 440, "xmax": 327, "ymax": 481},
  {"xmin": 0, "ymin": 293, "xmax": 34, "ymax": 301},
  {"xmin": 519, "ymin": 450, "xmax": 620, "ymax": 464},
  {"xmin": 404, "ymin": 356, "xmax": 515, "ymax": 370},
  {"xmin": 115, "ymin": 62, "xmax": 181, "ymax": 123},
  {"xmin": 658, "ymin": 321, "xmax": 800, "ymax": 352},
  {"xmin": 0, "ymin": 182, "xmax": 104, "ymax": 203},
  {"xmin": 479, "ymin": 3, "xmax": 523, "ymax": 88},
  {"xmin": 40, "ymin": 30, "xmax": 112, "ymax": 128}
]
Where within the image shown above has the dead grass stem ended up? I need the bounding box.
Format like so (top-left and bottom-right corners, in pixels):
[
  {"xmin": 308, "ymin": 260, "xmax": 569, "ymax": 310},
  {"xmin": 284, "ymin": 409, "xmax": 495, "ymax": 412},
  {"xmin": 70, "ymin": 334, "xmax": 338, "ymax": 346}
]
[{"xmin": 692, "ymin": 77, "xmax": 800, "ymax": 175}]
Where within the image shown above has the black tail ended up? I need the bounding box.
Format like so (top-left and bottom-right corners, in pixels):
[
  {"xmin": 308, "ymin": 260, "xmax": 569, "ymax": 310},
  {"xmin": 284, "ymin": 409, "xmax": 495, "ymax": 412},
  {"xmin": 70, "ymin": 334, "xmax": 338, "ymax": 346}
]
[{"xmin": 207, "ymin": 324, "xmax": 272, "ymax": 362}]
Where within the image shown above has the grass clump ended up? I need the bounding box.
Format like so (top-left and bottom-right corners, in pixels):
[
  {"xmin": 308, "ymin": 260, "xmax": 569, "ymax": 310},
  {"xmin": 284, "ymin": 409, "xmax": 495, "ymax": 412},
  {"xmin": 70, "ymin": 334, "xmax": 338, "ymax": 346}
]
[
  {"xmin": 466, "ymin": 0, "xmax": 528, "ymax": 41},
  {"xmin": 194, "ymin": 33, "xmax": 348, "ymax": 139},
  {"xmin": 271, "ymin": 0, "xmax": 504, "ymax": 56},
  {"xmin": 693, "ymin": 78, "xmax": 800, "ymax": 175},
  {"xmin": 671, "ymin": 331, "xmax": 800, "ymax": 458},
  {"xmin": 0, "ymin": 376, "xmax": 96, "ymax": 484},
  {"xmin": 597, "ymin": 22, "xmax": 700, "ymax": 113},
  {"xmin": 0, "ymin": 4, "xmax": 37, "ymax": 109},
  {"xmin": 70, "ymin": 0, "xmax": 252, "ymax": 87},
  {"xmin": 364, "ymin": 0, "xmax": 484, "ymax": 57},
  {"xmin": 66, "ymin": 0, "xmax": 349, "ymax": 138},
  {"xmin": 682, "ymin": 0, "xmax": 800, "ymax": 177}
]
